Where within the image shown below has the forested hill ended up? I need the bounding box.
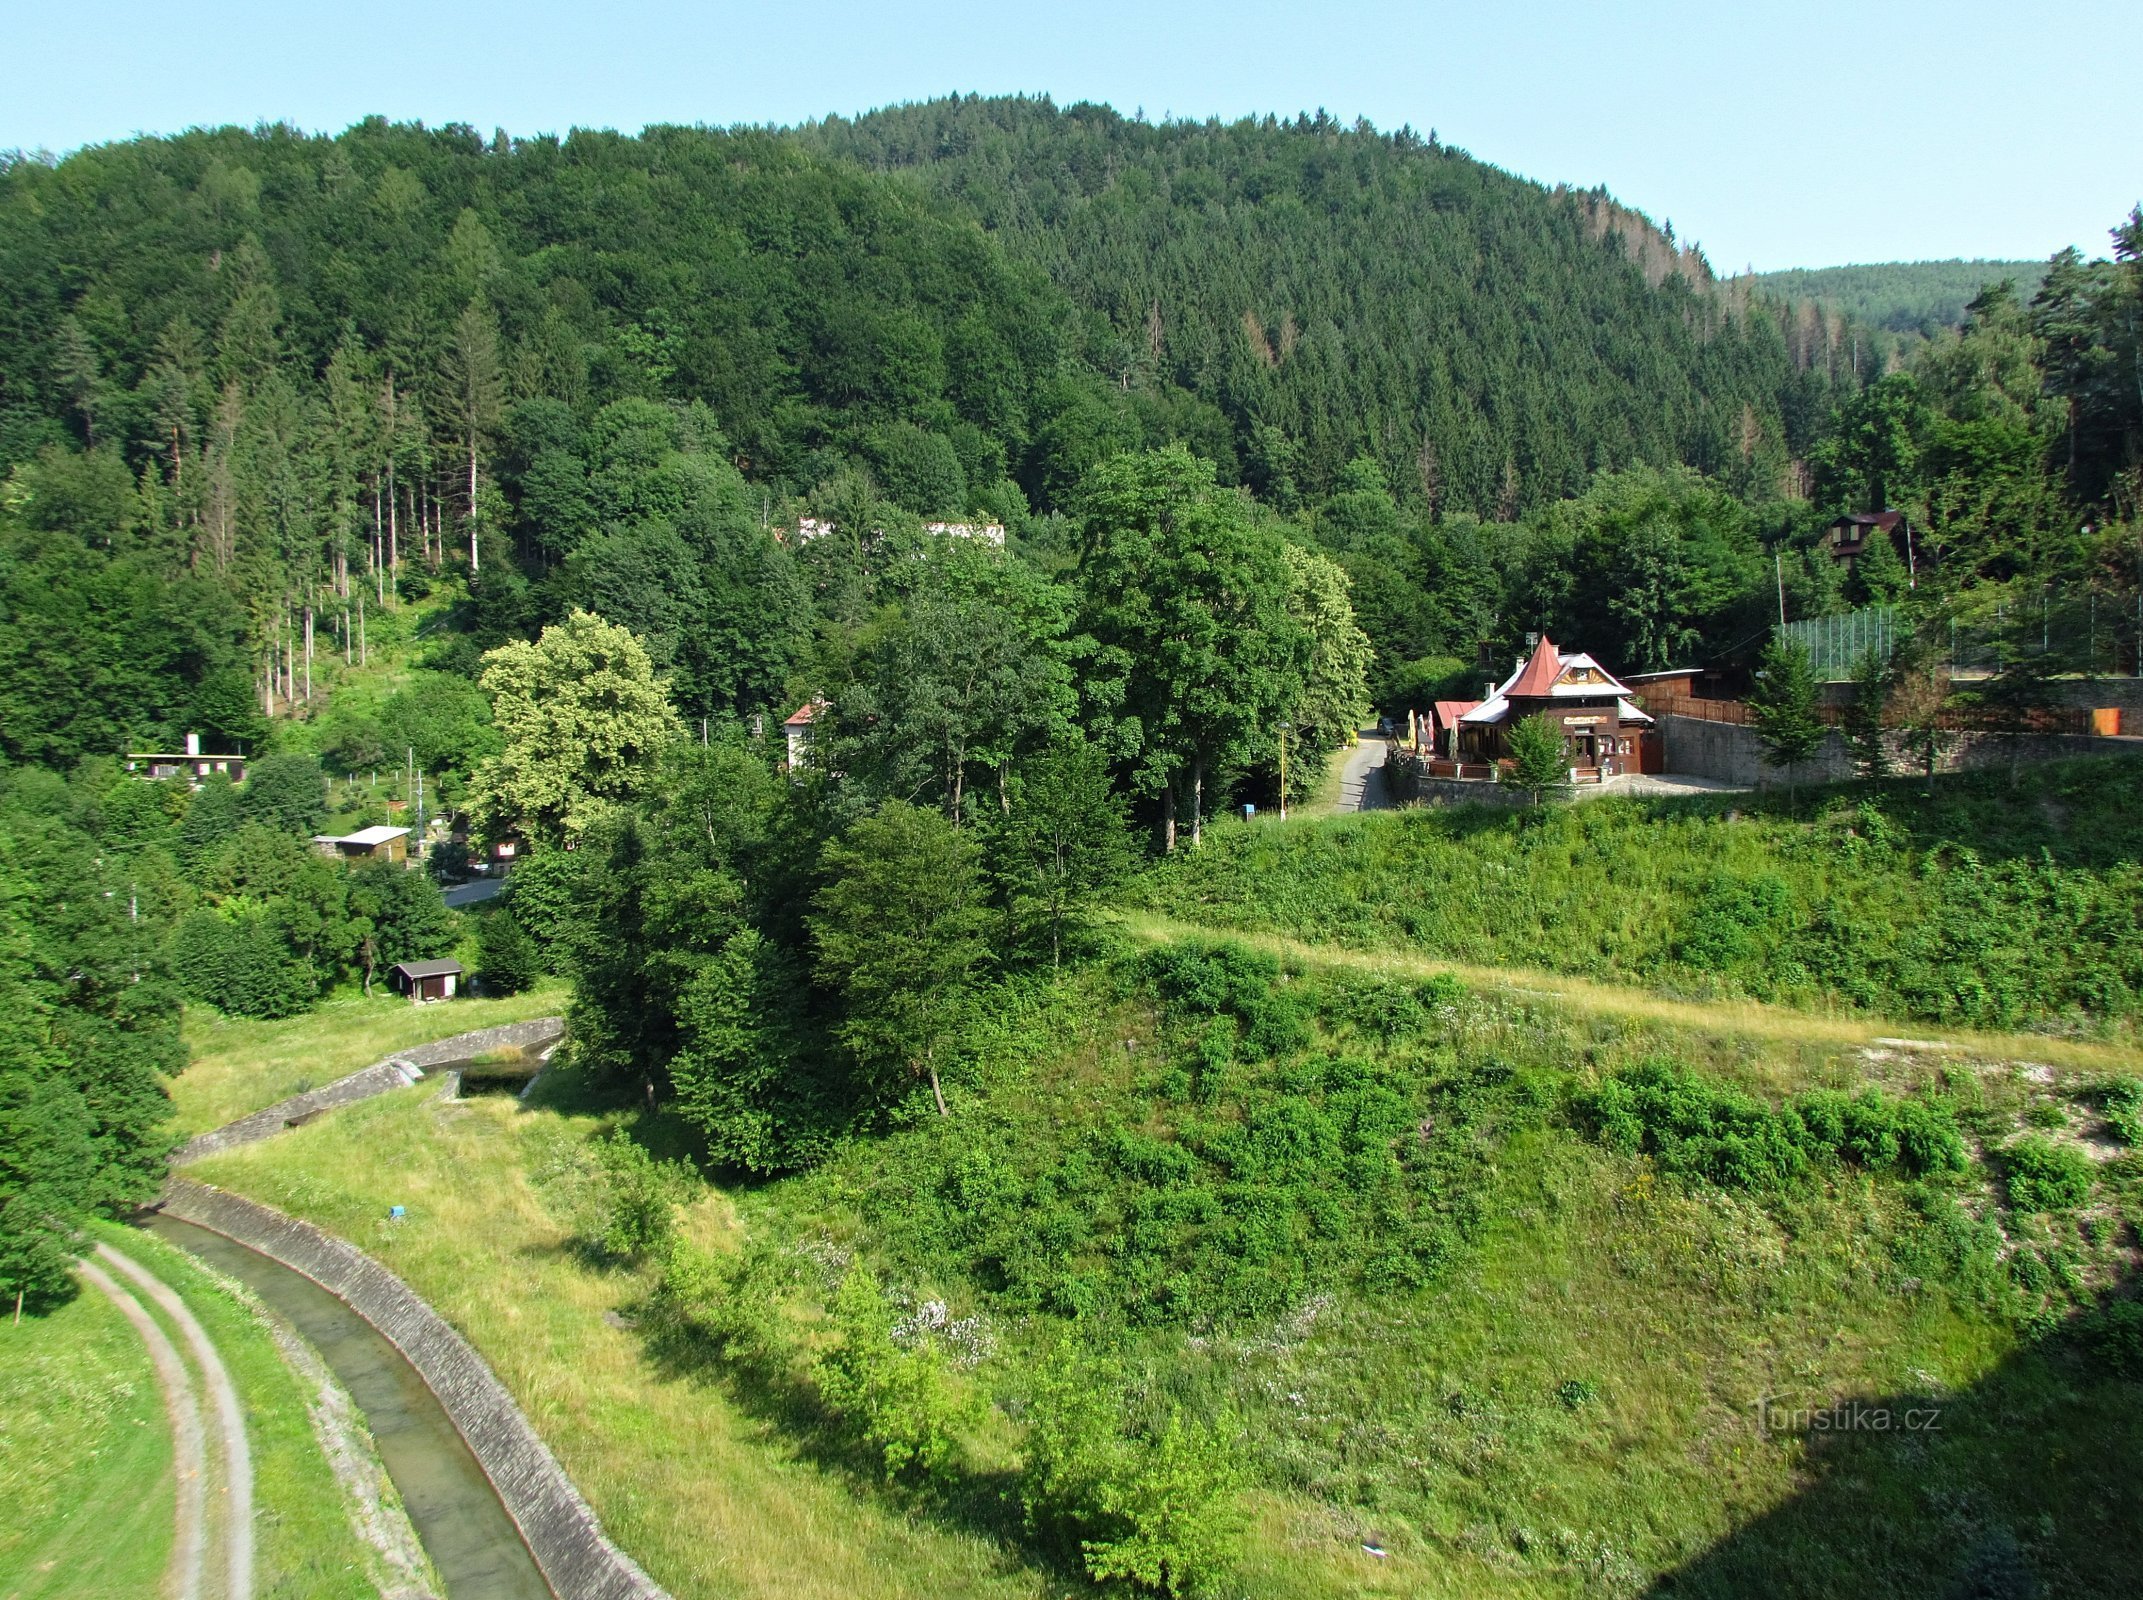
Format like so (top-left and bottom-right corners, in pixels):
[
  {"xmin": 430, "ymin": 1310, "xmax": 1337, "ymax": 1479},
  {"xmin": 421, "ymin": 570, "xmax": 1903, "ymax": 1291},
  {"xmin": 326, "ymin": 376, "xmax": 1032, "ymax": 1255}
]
[
  {"xmin": 801, "ymin": 96, "xmax": 1837, "ymax": 510},
  {"xmin": 0, "ymin": 102, "xmax": 1842, "ymax": 535},
  {"xmin": 1748, "ymin": 259, "xmax": 2049, "ymax": 339}
]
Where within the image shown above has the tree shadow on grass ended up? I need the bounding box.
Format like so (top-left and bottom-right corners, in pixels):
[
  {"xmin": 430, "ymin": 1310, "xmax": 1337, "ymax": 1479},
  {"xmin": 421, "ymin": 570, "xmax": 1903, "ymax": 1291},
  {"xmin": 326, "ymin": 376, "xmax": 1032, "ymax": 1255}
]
[
  {"xmin": 1649, "ymin": 1310, "xmax": 2143, "ymax": 1599},
  {"xmin": 627, "ymin": 1293, "xmax": 1091, "ymax": 1596}
]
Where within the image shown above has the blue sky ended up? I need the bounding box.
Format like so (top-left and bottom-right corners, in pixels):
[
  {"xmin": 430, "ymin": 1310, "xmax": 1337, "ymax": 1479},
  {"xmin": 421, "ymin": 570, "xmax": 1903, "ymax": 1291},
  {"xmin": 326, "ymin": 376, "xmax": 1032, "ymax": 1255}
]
[{"xmin": 7, "ymin": 0, "xmax": 2136, "ymax": 273}]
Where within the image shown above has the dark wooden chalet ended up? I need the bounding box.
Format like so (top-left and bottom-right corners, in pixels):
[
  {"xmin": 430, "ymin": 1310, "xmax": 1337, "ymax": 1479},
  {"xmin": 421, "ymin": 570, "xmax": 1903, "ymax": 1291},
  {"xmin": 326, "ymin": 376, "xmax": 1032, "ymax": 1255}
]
[
  {"xmin": 1451, "ymin": 636, "xmax": 1653, "ymax": 779},
  {"xmin": 389, "ymin": 958, "xmax": 462, "ymax": 1004}
]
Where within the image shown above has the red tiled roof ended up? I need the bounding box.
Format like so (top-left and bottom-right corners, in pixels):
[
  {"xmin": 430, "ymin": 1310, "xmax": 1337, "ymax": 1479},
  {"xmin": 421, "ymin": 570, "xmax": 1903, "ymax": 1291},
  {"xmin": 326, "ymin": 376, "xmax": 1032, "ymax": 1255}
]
[
  {"xmin": 784, "ymin": 701, "xmax": 822, "ymax": 727},
  {"xmin": 1507, "ymin": 635, "xmax": 1563, "ymax": 699},
  {"xmin": 1432, "ymin": 699, "xmax": 1481, "ymax": 729}
]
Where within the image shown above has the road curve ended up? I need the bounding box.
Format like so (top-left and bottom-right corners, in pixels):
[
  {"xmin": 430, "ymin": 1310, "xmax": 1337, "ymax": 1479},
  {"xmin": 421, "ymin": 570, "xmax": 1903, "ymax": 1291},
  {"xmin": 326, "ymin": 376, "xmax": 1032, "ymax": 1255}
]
[
  {"xmin": 100, "ymin": 1242, "xmax": 254, "ymax": 1600},
  {"xmin": 79, "ymin": 1256, "xmax": 207, "ymax": 1600}
]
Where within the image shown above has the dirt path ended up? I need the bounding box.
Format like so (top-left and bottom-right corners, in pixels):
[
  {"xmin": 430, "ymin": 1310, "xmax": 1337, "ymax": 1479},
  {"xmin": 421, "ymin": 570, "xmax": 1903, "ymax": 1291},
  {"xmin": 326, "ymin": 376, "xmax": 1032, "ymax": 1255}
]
[
  {"xmin": 1123, "ymin": 912, "xmax": 2143, "ymax": 1074},
  {"xmin": 100, "ymin": 1243, "xmax": 254, "ymax": 1600},
  {"xmin": 78, "ymin": 1257, "xmax": 207, "ymax": 1600}
]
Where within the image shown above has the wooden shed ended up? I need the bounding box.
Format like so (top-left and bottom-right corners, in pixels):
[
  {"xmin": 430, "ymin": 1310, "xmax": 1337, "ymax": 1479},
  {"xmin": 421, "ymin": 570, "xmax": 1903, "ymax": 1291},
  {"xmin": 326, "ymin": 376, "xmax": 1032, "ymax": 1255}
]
[{"xmin": 389, "ymin": 958, "xmax": 462, "ymax": 1004}]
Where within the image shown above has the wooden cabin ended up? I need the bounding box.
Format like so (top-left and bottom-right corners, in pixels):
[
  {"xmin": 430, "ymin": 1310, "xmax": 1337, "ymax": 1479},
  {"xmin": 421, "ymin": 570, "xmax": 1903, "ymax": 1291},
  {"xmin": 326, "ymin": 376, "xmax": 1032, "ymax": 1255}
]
[{"xmin": 389, "ymin": 958, "xmax": 462, "ymax": 1004}]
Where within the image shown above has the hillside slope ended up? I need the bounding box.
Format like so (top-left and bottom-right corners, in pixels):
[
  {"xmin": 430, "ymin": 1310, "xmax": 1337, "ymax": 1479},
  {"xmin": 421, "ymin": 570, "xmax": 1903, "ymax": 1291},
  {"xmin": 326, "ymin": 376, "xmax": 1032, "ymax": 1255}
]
[
  {"xmin": 806, "ymin": 96, "xmax": 1842, "ymax": 509},
  {"xmin": 1749, "ymin": 258, "xmax": 2048, "ymax": 338}
]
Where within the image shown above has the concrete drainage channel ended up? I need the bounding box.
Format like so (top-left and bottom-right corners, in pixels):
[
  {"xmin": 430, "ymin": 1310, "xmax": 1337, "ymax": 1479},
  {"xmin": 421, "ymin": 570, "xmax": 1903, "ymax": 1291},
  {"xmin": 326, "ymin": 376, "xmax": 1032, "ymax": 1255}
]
[
  {"xmin": 143, "ymin": 1211, "xmax": 549, "ymax": 1600},
  {"xmin": 151, "ymin": 1018, "xmax": 670, "ymax": 1600}
]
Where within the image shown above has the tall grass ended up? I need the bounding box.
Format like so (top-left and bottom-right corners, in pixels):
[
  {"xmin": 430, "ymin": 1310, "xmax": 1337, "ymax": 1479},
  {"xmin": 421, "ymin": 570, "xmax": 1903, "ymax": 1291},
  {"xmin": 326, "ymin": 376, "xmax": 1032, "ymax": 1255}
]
[{"xmin": 1127, "ymin": 757, "xmax": 2143, "ymax": 1037}]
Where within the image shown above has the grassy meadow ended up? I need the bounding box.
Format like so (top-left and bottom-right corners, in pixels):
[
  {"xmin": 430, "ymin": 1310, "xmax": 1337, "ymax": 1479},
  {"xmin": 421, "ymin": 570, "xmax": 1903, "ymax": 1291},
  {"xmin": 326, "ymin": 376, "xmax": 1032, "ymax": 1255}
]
[
  {"xmin": 184, "ymin": 923, "xmax": 2143, "ymax": 1598},
  {"xmin": 172, "ymin": 978, "xmax": 568, "ymax": 1136}
]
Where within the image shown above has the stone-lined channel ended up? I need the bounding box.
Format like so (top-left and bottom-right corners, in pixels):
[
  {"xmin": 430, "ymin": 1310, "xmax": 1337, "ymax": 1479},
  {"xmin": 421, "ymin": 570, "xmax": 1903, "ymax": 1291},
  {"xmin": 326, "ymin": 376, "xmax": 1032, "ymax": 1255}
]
[{"xmin": 143, "ymin": 1213, "xmax": 553, "ymax": 1600}]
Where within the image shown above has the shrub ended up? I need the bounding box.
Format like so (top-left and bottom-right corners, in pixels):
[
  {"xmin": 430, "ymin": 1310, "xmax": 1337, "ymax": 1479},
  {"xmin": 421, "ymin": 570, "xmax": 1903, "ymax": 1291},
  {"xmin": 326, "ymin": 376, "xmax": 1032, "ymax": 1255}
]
[
  {"xmin": 2000, "ymin": 1137, "xmax": 2093, "ymax": 1213},
  {"xmin": 816, "ymin": 1265, "xmax": 977, "ymax": 1481},
  {"xmin": 1022, "ymin": 1348, "xmax": 1244, "ymax": 1597},
  {"xmin": 585, "ymin": 1130, "xmax": 693, "ymax": 1261},
  {"xmin": 2076, "ymin": 1299, "xmax": 2143, "ymax": 1378},
  {"xmin": 2101, "ymin": 1078, "xmax": 2143, "ymax": 1146},
  {"xmin": 1576, "ymin": 1061, "xmax": 1965, "ymax": 1192}
]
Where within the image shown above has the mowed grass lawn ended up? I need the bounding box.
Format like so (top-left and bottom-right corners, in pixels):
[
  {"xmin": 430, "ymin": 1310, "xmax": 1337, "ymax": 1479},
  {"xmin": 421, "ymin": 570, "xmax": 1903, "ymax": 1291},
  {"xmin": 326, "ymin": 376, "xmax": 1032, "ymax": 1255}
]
[
  {"xmin": 0, "ymin": 1276, "xmax": 174, "ymax": 1600},
  {"xmin": 172, "ymin": 980, "xmax": 569, "ymax": 1136}
]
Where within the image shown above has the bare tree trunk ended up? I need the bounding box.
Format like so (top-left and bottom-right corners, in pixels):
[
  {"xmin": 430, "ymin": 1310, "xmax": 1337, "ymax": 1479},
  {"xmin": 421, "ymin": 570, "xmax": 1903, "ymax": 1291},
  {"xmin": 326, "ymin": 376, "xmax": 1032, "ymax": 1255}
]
[
  {"xmin": 1190, "ymin": 754, "xmax": 1205, "ymax": 847},
  {"xmin": 304, "ymin": 604, "xmax": 313, "ymax": 702},
  {"xmin": 1161, "ymin": 781, "xmax": 1177, "ymax": 854},
  {"xmin": 927, "ymin": 1049, "xmax": 948, "ymax": 1116},
  {"xmin": 467, "ymin": 433, "xmax": 480, "ymax": 575}
]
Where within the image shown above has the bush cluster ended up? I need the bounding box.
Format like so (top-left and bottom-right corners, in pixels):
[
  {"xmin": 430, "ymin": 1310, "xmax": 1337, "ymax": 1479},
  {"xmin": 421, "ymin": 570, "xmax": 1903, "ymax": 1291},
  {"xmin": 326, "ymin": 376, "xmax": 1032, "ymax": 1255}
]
[
  {"xmin": 1577, "ymin": 1059, "xmax": 1967, "ymax": 1191},
  {"xmin": 1998, "ymin": 1137, "xmax": 2094, "ymax": 1213},
  {"xmin": 1021, "ymin": 1348, "xmax": 1244, "ymax": 1597}
]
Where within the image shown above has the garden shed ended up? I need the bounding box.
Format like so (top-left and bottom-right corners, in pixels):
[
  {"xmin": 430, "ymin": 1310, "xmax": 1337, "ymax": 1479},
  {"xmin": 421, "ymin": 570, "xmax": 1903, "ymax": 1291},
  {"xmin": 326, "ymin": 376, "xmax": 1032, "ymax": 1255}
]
[{"xmin": 389, "ymin": 958, "xmax": 462, "ymax": 1004}]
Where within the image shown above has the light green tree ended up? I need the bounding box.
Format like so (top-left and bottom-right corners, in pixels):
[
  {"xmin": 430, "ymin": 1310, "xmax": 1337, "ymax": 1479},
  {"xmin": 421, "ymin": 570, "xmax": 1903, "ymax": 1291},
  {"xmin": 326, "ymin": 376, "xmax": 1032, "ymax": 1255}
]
[
  {"xmin": 468, "ymin": 610, "xmax": 680, "ymax": 846},
  {"xmin": 1281, "ymin": 541, "xmax": 1374, "ymax": 763},
  {"xmin": 1076, "ymin": 447, "xmax": 1309, "ymax": 850}
]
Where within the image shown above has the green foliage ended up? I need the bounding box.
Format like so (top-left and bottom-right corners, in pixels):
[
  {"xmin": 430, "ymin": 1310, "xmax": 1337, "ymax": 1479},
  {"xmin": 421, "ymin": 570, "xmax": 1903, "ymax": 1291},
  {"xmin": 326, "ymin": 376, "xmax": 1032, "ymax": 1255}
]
[
  {"xmin": 169, "ymin": 905, "xmax": 319, "ymax": 1019},
  {"xmin": 834, "ymin": 946, "xmax": 1511, "ymax": 1326},
  {"xmin": 468, "ymin": 611, "xmax": 681, "ymax": 847},
  {"xmin": 1134, "ymin": 757, "xmax": 2143, "ymax": 1032},
  {"xmin": 585, "ymin": 1130, "xmax": 692, "ymax": 1262},
  {"xmin": 344, "ymin": 859, "xmax": 457, "ymax": 984},
  {"xmin": 989, "ymin": 737, "xmax": 1134, "ymax": 967},
  {"xmin": 1747, "ymin": 635, "xmax": 1826, "ymax": 783},
  {"xmin": 1541, "ymin": 467, "xmax": 1764, "ymax": 673},
  {"xmin": 1998, "ymin": 1137, "xmax": 2093, "ymax": 1213},
  {"xmin": 2101, "ymin": 1078, "xmax": 2143, "ymax": 1145},
  {"xmin": 1676, "ymin": 872, "xmax": 1793, "ymax": 970},
  {"xmin": 1505, "ymin": 712, "xmax": 1569, "ymax": 804},
  {"xmin": 475, "ymin": 909, "xmax": 540, "ymax": 996},
  {"xmin": 1075, "ymin": 447, "xmax": 1309, "ymax": 843},
  {"xmin": 1279, "ymin": 542, "xmax": 1372, "ymax": 756},
  {"xmin": 567, "ymin": 739, "xmax": 845, "ymax": 1173},
  {"xmin": 816, "ymin": 1265, "xmax": 978, "ymax": 1481},
  {"xmin": 1751, "ymin": 260, "xmax": 2048, "ymax": 339},
  {"xmin": 497, "ymin": 848, "xmax": 594, "ymax": 973},
  {"xmin": 240, "ymin": 754, "xmax": 327, "ymax": 836},
  {"xmin": 1577, "ymin": 1059, "xmax": 1966, "ymax": 1191},
  {"xmin": 2075, "ymin": 1298, "xmax": 2143, "ymax": 1378},
  {"xmin": 811, "ymin": 801, "xmax": 993, "ymax": 1117},
  {"xmin": 1021, "ymin": 1347, "xmax": 1244, "ymax": 1597},
  {"xmin": 0, "ymin": 777, "xmax": 182, "ymax": 1306}
]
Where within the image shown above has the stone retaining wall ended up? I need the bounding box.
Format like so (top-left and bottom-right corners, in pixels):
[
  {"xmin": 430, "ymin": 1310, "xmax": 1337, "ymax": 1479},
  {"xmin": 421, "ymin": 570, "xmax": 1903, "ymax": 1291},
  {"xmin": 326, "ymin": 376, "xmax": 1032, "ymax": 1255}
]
[
  {"xmin": 1658, "ymin": 715, "xmax": 2137, "ymax": 787},
  {"xmin": 1382, "ymin": 752, "xmax": 1535, "ymax": 809},
  {"xmin": 174, "ymin": 1018, "xmax": 564, "ymax": 1166},
  {"xmin": 159, "ymin": 1177, "xmax": 668, "ymax": 1600}
]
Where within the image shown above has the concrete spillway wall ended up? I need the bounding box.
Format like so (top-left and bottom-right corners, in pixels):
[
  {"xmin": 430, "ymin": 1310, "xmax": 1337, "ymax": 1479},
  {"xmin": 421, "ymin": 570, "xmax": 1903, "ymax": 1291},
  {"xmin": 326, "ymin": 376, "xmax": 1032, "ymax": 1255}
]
[
  {"xmin": 173, "ymin": 1018, "xmax": 565, "ymax": 1166},
  {"xmin": 159, "ymin": 1177, "xmax": 669, "ymax": 1600}
]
